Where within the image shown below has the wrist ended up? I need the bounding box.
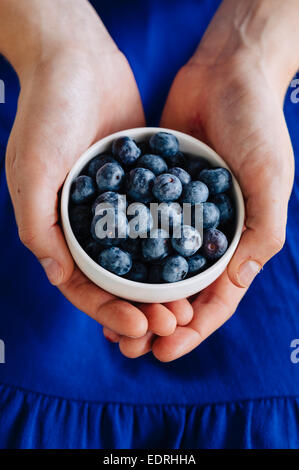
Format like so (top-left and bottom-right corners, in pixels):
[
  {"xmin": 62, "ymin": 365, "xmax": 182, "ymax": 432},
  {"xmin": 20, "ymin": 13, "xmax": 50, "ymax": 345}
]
[
  {"xmin": 0, "ymin": 0, "xmax": 115, "ymax": 77},
  {"xmin": 192, "ymin": 0, "xmax": 299, "ymax": 96}
]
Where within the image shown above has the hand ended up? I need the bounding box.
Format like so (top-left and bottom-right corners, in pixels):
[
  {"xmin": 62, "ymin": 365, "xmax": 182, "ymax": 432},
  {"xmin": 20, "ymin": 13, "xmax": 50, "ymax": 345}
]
[
  {"xmin": 4, "ymin": 0, "xmax": 192, "ymax": 339},
  {"xmin": 119, "ymin": 0, "xmax": 296, "ymax": 360}
]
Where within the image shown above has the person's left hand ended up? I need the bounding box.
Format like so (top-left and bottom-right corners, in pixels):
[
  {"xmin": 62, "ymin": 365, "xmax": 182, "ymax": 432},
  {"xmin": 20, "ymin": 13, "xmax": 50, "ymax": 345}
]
[{"xmin": 117, "ymin": 4, "xmax": 295, "ymax": 361}]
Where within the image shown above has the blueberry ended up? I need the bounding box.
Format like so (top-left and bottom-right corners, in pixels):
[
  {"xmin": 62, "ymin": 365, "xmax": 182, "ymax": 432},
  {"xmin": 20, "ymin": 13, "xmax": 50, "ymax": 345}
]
[
  {"xmin": 69, "ymin": 204, "xmax": 91, "ymax": 243},
  {"xmin": 136, "ymin": 154, "xmax": 168, "ymax": 175},
  {"xmin": 125, "ymin": 261, "xmax": 148, "ymax": 282},
  {"xmin": 98, "ymin": 247, "xmax": 132, "ymax": 276},
  {"xmin": 162, "ymin": 255, "xmax": 188, "ymax": 283},
  {"xmin": 148, "ymin": 264, "xmax": 164, "ymax": 283},
  {"xmin": 157, "ymin": 202, "xmax": 182, "ymax": 230},
  {"xmin": 120, "ymin": 237, "xmax": 141, "ymax": 260},
  {"xmin": 202, "ymin": 228, "xmax": 228, "ymax": 260},
  {"xmin": 112, "ymin": 136, "xmax": 141, "ymax": 166},
  {"xmin": 168, "ymin": 167, "xmax": 191, "ymax": 186},
  {"xmin": 166, "ymin": 151, "xmax": 186, "ymax": 168},
  {"xmin": 127, "ymin": 202, "xmax": 153, "ymax": 237},
  {"xmin": 96, "ymin": 162, "xmax": 124, "ymax": 193},
  {"xmin": 149, "ymin": 132, "xmax": 179, "ymax": 158},
  {"xmin": 211, "ymin": 193, "xmax": 234, "ymax": 224},
  {"xmin": 86, "ymin": 154, "xmax": 117, "ymax": 179},
  {"xmin": 199, "ymin": 167, "xmax": 232, "ymax": 195},
  {"xmin": 193, "ymin": 202, "xmax": 219, "ymax": 229},
  {"xmin": 152, "ymin": 173, "xmax": 182, "ymax": 202},
  {"xmin": 91, "ymin": 209, "xmax": 128, "ymax": 246},
  {"xmin": 127, "ymin": 167, "xmax": 155, "ymax": 203},
  {"xmin": 92, "ymin": 191, "xmax": 127, "ymax": 214},
  {"xmin": 185, "ymin": 156, "xmax": 210, "ymax": 178},
  {"xmin": 192, "ymin": 202, "xmax": 220, "ymax": 231},
  {"xmin": 171, "ymin": 225, "xmax": 201, "ymax": 257},
  {"xmin": 142, "ymin": 228, "xmax": 170, "ymax": 262},
  {"xmin": 181, "ymin": 181, "xmax": 209, "ymax": 205},
  {"xmin": 70, "ymin": 175, "xmax": 96, "ymax": 205},
  {"xmin": 84, "ymin": 239, "xmax": 102, "ymax": 261},
  {"xmin": 187, "ymin": 253, "xmax": 207, "ymax": 275}
]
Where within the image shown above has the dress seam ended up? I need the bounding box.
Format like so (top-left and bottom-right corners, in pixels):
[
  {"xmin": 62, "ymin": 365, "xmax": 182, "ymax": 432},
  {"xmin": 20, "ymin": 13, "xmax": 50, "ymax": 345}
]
[{"xmin": 0, "ymin": 380, "xmax": 298, "ymax": 409}]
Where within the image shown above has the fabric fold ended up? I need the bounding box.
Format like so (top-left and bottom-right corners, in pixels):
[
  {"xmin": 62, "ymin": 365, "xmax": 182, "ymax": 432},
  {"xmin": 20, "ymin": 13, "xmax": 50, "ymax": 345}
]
[{"xmin": 1, "ymin": 382, "xmax": 298, "ymax": 449}]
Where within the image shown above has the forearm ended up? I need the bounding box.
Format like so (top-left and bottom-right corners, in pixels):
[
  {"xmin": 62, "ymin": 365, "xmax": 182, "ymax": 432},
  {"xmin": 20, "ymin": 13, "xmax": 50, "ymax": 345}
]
[
  {"xmin": 0, "ymin": 0, "xmax": 114, "ymax": 76},
  {"xmin": 195, "ymin": 0, "xmax": 299, "ymax": 92}
]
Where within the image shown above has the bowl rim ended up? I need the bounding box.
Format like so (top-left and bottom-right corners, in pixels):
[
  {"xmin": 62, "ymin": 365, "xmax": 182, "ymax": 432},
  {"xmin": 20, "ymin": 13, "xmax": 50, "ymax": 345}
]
[{"xmin": 61, "ymin": 127, "xmax": 245, "ymax": 291}]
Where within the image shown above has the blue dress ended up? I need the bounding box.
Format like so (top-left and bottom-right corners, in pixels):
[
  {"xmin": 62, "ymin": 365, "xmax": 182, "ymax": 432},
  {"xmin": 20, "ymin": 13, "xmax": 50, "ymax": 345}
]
[{"xmin": 0, "ymin": 0, "xmax": 299, "ymax": 449}]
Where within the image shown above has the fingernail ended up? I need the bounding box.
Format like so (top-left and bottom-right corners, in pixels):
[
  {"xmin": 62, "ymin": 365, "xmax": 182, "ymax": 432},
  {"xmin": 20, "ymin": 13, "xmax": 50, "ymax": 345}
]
[
  {"xmin": 237, "ymin": 260, "xmax": 261, "ymax": 287},
  {"xmin": 40, "ymin": 258, "xmax": 63, "ymax": 285}
]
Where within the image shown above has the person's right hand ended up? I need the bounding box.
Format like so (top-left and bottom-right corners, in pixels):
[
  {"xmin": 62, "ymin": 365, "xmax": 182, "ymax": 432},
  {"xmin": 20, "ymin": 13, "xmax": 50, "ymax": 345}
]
[{"xmin": 5, "ymin": 0, "xmax": 193, "ymax": 341}]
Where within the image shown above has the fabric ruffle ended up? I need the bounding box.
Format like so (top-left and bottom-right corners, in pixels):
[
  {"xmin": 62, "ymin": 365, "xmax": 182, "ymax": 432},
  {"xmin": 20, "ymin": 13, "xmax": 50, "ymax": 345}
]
[{"xmin": 0, "ymin": 382, "xmax": 298, "ymax": 449}]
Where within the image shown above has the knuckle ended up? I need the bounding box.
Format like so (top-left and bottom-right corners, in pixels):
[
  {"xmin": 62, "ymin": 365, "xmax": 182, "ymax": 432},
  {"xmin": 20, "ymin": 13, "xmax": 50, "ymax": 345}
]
[
  {"xmin": 18, "ymin": 226, "xmax": 38, "ymax": 249},
  {"xmin": 5, "ymin": 153, "xmax": 15, "ymax": 176},
  {"xmin": 268, "ymin": 232, "xmax": 285, "ymax": 254}
]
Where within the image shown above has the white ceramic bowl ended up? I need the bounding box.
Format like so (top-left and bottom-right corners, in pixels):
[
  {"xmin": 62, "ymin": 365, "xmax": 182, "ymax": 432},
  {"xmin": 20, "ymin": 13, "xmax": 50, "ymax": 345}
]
[{"xmin": 61, "ymin": 127, "xmax": 244, "ymax": 303}]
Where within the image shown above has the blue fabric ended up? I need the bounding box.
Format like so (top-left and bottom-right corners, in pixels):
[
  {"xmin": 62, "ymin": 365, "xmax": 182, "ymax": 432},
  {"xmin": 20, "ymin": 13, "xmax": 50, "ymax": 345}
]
[{"xmin": 0, "ymin": 0, "xmax": 299, "ymax": 449}]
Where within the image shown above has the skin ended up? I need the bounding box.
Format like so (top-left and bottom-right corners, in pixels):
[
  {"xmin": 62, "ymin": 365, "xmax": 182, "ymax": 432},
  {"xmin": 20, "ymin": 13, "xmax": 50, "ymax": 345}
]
[
  {"xmin": 115, "ymin": 0, "xmax": 299, "ymax": 360},
  {"xmin": 2, "ymin": 0, "xmax": 298, "ymax": 361},
  {"xmin": 3, "ymin": 0, "xmax": 192, "ymax": 340}
]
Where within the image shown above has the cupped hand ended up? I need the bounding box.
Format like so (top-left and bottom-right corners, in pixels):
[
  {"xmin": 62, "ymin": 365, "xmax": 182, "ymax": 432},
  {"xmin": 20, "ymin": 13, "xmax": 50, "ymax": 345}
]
[
  {"xmin": 119, "ymin": 6, "xmax": 295, "ymax": 360},
  {"xmin": 5, "ymin": 2, "xmax": 191, "ymax": 339}
]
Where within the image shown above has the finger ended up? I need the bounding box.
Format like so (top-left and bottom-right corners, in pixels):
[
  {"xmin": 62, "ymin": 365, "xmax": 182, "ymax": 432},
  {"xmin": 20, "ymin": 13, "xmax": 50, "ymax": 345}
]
[
  {"xmin": 110, "ymin": 301, "xmax": 184, "ymax": 343},
  {"xmin": 153, "ymin": 270, "xmax": 246, "ymax": 362},
  {"xmin": 102, "ymin": 327, "xmax": 121, "ymax": 343},
  {"xmin": 228, "ymin": 179, "xmax": 289, "ymax": 289},
  {"xmin": 164, "ymin": 299, "xmax": 194, "ymax": 326},
  {"xmin": 138, "ymin": 304, "xmax": 177, "ymax": 336},
  {"xmin": 119, "ymin": 332, "xmax": 155, "ymax": 359},
  {"xmin": 5, "ymin": 128, "xmax": 75, "ymax": 286},
  {"xmin": 4, "ymin": 82, "xmax": 93, "ymax": 287},
  {"xmin": 60, "ymin": 268, "xmax": 148, "ymax": 337},
  {"xmin": 6, "ymin": 159, "xmax": 75, "ymax": 286}
]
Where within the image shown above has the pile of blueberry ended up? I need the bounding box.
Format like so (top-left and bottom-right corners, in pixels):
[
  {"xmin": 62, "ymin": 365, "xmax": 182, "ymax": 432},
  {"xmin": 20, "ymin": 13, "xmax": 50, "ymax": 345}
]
[{"xmin": 69, "ymin": 132, "xmax": 235, "ymax": 283}]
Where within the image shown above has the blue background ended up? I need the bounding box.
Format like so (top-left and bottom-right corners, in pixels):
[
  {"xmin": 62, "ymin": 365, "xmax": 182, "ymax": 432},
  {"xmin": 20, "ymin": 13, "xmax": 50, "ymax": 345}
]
[{"xmin": 0, "ymin": 0, "xmax": 298, "ymax": 448}]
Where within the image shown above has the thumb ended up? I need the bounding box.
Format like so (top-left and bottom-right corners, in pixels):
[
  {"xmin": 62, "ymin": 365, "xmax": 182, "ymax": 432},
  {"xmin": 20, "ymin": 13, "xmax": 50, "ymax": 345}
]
[
  {"xmin": 6, "ymin": 154, "xmax": 74, "ymax": 286},
  {"xmin": 227, "ymin": 182, "xmax": 289, "ymax": 288}
]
